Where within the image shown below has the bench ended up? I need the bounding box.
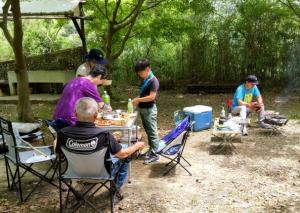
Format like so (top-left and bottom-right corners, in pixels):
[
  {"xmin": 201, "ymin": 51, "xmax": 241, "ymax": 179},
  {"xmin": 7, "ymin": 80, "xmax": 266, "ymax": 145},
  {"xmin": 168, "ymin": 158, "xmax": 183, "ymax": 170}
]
[{"xmin": 7, "ymin": 70, "xmax": 75, "ymax": 95}]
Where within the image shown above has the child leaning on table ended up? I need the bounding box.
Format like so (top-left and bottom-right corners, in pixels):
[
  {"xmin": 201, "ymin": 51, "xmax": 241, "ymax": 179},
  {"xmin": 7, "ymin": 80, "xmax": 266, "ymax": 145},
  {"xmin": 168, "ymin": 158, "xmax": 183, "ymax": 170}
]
[{"xmin": 132, "ymin": 59, "xmax": 160, "ymax": 165}]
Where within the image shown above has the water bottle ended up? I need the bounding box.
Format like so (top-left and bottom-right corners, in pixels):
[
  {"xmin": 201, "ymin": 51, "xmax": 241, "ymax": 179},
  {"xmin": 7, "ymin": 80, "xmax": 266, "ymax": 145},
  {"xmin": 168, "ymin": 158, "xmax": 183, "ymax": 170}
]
[
  {"xmin": 219, "ymin": 106, "xmax": 226, "ymax": 125},
  {"xmin": 103, "ymin": 91, "xmax": 111, "ymax": 112},
  {"xmin": 228, "ymin": 112, "xmax": 232, "ymax": 119},
  {"xmin": 127, "ymin": 98, "xmax": 134, "ymax": 113},
  {"xmin": 103, "ymin": 90, "xmax": 110, "ymax": 105}
]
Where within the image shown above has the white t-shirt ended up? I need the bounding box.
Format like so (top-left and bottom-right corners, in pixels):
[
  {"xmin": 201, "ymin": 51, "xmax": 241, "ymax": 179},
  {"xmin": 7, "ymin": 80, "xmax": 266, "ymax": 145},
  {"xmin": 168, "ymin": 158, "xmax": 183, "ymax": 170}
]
[{"xmin": 76, "ymin": 63, "xmax": 91, "ymax": 77}]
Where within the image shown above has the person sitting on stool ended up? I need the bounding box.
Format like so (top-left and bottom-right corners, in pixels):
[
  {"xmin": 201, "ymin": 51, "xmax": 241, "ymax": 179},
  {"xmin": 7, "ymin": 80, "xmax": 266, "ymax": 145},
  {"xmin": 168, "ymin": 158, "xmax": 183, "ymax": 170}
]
[{"xmin": 231, "ymin": 75, "xmax": 272, "ymax": 136}]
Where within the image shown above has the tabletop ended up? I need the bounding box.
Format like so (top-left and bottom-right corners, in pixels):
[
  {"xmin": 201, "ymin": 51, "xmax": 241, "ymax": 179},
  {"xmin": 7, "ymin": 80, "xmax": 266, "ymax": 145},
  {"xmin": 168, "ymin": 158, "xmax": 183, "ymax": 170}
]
[{"xmin": 95, "ymin": 111, "xmax": 138, "ymax": 130}]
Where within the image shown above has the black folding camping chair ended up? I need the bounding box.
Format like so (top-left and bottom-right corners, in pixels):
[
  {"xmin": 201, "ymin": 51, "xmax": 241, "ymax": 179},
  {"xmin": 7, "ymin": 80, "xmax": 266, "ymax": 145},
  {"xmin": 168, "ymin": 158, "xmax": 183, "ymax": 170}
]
[
  {"xmin": 58, "ymin": 132, "xmax": 120, "ymax": 213},
  {"xmin": 156, "ymin": 117, "xmax": 194, "ymax": 176},
  {"xmin": 0, "ymin": 117, "xmax": 58, "ymax": 202}
]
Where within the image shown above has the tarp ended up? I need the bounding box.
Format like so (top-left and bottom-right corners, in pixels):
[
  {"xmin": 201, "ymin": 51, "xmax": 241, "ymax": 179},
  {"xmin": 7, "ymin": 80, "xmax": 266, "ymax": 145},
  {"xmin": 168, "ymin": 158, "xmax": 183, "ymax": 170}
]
[{"xmin": 0, "ymin": 0, "xmax": 81, "ymax": 16}]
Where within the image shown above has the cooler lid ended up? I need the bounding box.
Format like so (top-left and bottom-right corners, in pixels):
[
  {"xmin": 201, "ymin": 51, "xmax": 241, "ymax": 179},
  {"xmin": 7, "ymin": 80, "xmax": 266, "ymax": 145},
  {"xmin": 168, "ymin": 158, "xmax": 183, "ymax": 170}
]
[{"xmin": 183, "ymin": 105, "xmax": 212, "ymax": 113}]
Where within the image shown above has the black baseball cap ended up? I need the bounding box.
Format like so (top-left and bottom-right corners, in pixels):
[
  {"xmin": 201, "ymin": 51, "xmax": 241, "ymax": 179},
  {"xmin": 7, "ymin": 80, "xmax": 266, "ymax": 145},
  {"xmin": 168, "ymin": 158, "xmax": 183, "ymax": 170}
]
[
  {"xmin": 85, "ymin": 49, "xmax": 108, "ymax": 65},
  {"xmin": 246, "ymin": 75, "xmax": 259, "ymax": 85}
]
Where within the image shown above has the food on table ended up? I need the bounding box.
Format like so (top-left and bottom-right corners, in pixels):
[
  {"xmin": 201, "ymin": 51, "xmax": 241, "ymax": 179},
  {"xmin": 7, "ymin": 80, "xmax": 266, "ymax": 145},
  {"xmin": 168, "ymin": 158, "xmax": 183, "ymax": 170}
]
[
  {"xmin": 95, "ymin": 111, "xmax": 135, "ymax": 126},
  {"xmin": 95, "ymin": 118, "xmax": 126, "ymax": 126},
  {"xmin": 102, "ymin": 113, "xmax": 114, "ymax": 120},
  {"xmin": 95, "ymin": 119, "xmax": 114, "ymax": 126},
  {"xmin": 120, "ymin": 113, "xmax": 128, "ymax": 119}
]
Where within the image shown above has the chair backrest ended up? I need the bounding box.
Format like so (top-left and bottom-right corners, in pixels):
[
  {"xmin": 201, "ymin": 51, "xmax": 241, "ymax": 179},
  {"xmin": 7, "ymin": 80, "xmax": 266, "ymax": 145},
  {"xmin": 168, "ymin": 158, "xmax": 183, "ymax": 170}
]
[
  {"xmin": 160, "ymin": 131, "xmax": 187, "ymax": 155},
  {"xmin": 60, "ymin": 132, "xmax": 111, "ymax": 180},
  {"xmin": 158, "ymin": 117, "xmax": 192, "ymax": 155},
  {"xmin": 162, "ymin": 117, "xmax": 189, "ymax": 143},
  {"xmin": 0, "ymin": 117, "xmax": 18, "ymax": 162}
]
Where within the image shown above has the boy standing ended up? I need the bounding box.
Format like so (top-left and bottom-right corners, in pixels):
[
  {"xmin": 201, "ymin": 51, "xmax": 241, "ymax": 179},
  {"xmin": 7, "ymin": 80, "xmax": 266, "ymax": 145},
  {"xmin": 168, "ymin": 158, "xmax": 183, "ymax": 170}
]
[{"xmin": 133, "ymin": 59, "xmax": 160, "ymax": 164}]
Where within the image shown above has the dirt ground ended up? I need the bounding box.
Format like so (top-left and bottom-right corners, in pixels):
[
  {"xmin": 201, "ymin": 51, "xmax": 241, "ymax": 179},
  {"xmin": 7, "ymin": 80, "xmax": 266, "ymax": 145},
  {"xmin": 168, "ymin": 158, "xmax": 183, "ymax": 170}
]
[
  {"xmin": 0, "ymin": 90, "xmax": 300, "ymax": 212},
  {"xmin": 121, "ymin": 121, "xmax": 300, "ymax": 213}
]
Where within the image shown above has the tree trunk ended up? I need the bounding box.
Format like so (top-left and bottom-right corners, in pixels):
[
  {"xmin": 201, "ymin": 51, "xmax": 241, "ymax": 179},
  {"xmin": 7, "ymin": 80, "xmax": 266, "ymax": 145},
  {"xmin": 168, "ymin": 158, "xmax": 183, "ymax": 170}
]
[
  {"xmin": 105, "ymin": 24, "xmax": 114, "ymax": 73},
  {"xmin": 11, "ymin": 0, "xmax": 34, "ymax": 122}
]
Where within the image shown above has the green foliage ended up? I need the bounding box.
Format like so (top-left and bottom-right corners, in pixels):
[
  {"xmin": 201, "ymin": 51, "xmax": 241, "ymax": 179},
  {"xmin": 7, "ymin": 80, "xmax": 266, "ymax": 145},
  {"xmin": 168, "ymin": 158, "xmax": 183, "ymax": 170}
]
[
  {"xmin": 0, "ymin": 34, "xmax": 14, "ymax": 61},
  {"xmin": 0, "ymin": 19, "xmax": 81, "ymax": 60},
  {"xmin": 23, "ymin": 20, "xmax": 81, "ymax": 55}
]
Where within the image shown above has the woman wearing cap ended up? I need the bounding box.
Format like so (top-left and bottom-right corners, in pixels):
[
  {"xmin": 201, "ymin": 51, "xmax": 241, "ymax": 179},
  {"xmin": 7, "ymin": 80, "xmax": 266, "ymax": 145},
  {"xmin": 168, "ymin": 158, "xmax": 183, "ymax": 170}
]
[
  {"xmin": 76, "ymin": 49, "xmax": 108, "ymax": 77},
  {"xmin": 231, "ymin": 75, "xmax": 272, "ymax": 136}
]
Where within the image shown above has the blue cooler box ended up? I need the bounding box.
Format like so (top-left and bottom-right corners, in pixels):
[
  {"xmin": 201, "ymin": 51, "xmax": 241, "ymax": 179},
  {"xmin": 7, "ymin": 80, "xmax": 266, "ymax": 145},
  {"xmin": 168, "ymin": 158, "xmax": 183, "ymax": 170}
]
[{"xmin": 183, "ymin": 105, "xmax": 212, "ymax": 131}]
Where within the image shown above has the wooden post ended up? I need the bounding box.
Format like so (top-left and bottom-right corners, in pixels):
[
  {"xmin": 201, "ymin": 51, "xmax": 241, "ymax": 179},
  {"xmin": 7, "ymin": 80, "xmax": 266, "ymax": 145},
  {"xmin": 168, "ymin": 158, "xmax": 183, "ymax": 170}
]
[{"xmin": 79, "ymin": 2, "xmax": 87, "ymax": 55}]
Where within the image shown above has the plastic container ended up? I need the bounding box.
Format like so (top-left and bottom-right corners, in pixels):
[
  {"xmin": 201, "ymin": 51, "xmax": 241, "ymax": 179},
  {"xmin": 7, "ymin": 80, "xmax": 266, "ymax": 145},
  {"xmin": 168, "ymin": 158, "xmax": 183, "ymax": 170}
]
[
  {"xmin": 183, "ymin": 105, "xmax": 212, "ymax": 131},
  {"xmin": 127, "ymin": 98, "xmax": 134, "ymax": 113},
  {"xmin": 103, "ymin": 91, "xmax": 110, "ymax": 104}
]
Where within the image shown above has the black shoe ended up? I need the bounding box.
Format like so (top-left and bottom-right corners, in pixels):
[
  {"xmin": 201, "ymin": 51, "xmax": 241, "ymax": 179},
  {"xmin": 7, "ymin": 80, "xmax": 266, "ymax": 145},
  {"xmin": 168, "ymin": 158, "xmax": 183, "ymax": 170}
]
[
  {"xmin": 143, "ymin": 154, "xmax": 160, "ymax": 165},
  {"xmin": 114, "ymin": 190, "xmax": 124, "ymax": 205}
]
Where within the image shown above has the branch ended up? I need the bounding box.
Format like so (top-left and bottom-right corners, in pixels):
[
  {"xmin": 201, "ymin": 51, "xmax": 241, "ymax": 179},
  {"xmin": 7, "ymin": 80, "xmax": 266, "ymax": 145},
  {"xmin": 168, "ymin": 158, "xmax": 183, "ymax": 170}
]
[
  {"xmin": 112, "ymin": 0, "xmax": 121, "ymax": 24},
  {"xmin": 279, "ymin": 0, "xmax": 300, "ymax": 20},
  {"xmin": 286, "ymin": 0, "xmax": 300, "ymax": 20},
  {"xmin": 111, "ymin": 21, "xmax": 135, "ymax": 60},
  {"xmin": 141, "ymin": 0, "xmax": 166, "ymax": 12},
  {"xmin": 113, "ymin": 0, "xmax": 144, "ymax": 31},
  {"xmin": 278, "ymin": 0, "xmax": 289, "ymax": 7},
  {"xmin": 53, "ymin": 24, "xmax": 63, "ymax": 43},
  {"xmin": 117, "ymin": 1, "xmax": 140, "ymax": 24},
  {"xmin": 92, "ymin": 0, "xmax": 110, "ymax": 21},
  {"xmin": 0, "ymin": 0, "xmax": 13, "ymax": 46},
  {"xmin": 105, "ymin": 0, "xmax": 110, "ymax": 21}
]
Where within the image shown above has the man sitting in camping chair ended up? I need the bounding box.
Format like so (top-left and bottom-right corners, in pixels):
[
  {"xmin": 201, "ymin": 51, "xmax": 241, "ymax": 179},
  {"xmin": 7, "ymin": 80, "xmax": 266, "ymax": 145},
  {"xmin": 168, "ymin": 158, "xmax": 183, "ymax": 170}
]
[{"xmin": 54, "ymin": 97, "xmax": 144, "ymax": 200}]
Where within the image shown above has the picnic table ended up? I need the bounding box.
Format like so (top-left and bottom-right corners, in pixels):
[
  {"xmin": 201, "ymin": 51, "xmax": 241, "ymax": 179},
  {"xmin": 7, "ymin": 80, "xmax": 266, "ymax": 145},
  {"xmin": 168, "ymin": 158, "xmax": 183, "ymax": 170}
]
[
  {"xmin": 95, "ymin": 111, "xmax": 139, "ymax": 183},
  {"xmin": 211, "ymin": 117, "xmax": 249, "ymax": 154}
]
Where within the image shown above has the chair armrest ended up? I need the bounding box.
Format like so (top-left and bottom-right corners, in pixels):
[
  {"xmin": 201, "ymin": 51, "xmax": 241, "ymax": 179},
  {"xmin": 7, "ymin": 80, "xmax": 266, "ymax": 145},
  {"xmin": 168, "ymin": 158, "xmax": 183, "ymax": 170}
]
[
  {"xmin": 15, "ymin": 145, "xmax": 54, "ymax": 157},
  {"xmin": 20, "ymin": 131, "xmax": 43, "ymax": 139},
  {"xmin": 15, "ymin": 145, "xmax": 53, "ymax": 149},
  {"xmin": 16, "ymin": 137, "xmax": 53, "ymax": 149}
]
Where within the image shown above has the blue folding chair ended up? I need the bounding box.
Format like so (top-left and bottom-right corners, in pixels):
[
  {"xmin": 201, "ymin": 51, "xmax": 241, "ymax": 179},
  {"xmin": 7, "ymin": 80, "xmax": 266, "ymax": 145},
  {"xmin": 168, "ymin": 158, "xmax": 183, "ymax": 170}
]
[{"xmin": 156, "ymin": 117, "xmax": 194, "ymax": 176}]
